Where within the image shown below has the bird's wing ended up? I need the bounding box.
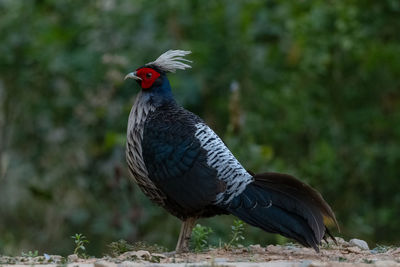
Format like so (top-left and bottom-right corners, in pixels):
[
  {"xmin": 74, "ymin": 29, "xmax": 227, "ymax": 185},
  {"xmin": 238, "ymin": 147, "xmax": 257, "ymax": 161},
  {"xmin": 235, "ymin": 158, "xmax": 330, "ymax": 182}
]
[{"xmin": 141, "ymin": 108, "xmax": 225, "ymax": 214}]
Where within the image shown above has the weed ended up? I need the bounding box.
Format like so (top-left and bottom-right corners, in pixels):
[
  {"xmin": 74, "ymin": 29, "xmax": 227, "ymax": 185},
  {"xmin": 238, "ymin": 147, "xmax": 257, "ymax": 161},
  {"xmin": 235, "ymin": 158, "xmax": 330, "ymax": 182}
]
[
  {"xmin": 191, "ymin": 224, "xmax": 213, "ymax": 252},
  {"xmin": 71, "ymin": 233, "xmax": 89, "ymax": 258},
  {"xmin": 225, "ymin": 219, "xmax": 245, "ymax": 249},
  {"xmin": 21, "ymin": 250, "xmax": 38, "ymax": 257}
]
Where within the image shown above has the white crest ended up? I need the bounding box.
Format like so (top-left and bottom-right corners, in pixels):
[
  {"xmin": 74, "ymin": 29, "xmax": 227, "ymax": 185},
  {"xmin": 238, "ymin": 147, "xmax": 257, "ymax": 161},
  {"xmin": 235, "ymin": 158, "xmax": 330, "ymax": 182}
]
[{"xmin": 146, "ymin": 50, "xmax": 192, "ymax": 73}]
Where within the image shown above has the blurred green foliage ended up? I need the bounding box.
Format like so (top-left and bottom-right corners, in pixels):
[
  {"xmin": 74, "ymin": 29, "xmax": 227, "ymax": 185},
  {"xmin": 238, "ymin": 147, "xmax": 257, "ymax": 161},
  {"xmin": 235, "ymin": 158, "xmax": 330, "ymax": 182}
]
[{"xmin": 1, "ymin": 0, "xmax": 400, "ymax": 256}]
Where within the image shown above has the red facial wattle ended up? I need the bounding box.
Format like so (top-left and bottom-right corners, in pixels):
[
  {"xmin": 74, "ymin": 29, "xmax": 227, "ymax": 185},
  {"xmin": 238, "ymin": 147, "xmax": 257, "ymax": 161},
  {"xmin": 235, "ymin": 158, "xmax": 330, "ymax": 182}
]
[{"xmin": 136, "ymin": 68, "xmax": 161, "ymax": 89}]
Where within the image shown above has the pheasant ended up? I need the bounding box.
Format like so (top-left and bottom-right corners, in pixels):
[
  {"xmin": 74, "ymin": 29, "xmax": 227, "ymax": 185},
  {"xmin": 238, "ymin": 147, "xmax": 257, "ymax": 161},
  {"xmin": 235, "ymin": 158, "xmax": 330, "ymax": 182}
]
[{"xmin": 124, "ymin": 50, "xmax": 338, "ymax": 253}]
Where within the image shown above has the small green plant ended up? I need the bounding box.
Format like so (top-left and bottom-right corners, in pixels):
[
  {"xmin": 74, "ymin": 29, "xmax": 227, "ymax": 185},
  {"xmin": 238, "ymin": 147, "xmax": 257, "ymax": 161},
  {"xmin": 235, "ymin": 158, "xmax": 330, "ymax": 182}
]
[
  {"xmin": 191, "ymin": 224, "xmax": 213, "ymax": 252},
  {"xmin": 21, "ymin": 250, "xmax": 39, "ymax": 257},
  {"xmin": 71, "ymin": 233, "xmax": 89, "ymax": 258},
  {"xmin": 225, "ymin": 219, "xmax": 245, "ymax": 249}
]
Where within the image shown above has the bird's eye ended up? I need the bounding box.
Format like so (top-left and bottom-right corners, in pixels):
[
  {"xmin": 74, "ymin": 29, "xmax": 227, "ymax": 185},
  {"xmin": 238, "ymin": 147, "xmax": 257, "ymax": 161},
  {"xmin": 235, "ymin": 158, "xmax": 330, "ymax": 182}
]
[{"xmin": 146, "ymin": 72, "xmax": 152, "ymax": 78}]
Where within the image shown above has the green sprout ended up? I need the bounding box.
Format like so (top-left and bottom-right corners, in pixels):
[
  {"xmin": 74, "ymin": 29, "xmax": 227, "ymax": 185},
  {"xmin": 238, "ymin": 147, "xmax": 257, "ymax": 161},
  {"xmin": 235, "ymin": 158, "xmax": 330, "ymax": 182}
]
[
  {"xmin": 191, "ymin": 224, "xmax": 213, "ymax": 252},
  {"xmin": 71, "ymin": 233, "xmax": 89, "ymax": 257},
  {"xmin": 225, "ymin": 219, "xmax": 245, "ymax": 249}
]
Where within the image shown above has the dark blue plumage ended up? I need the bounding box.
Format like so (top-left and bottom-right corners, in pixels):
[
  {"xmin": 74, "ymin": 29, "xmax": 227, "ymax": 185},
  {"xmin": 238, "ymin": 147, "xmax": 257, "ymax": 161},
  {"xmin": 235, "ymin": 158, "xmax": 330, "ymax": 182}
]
[
  {"xmin": 226, "ymin": 172, "xmax": 335, "ymax": 252},
  {"xmin": 125, "ymin": 50, "xmax": 338, "ymax": 252},
  {"xmin": 142, "ymin": 103, "xmax": 227, "ymax": 218}
]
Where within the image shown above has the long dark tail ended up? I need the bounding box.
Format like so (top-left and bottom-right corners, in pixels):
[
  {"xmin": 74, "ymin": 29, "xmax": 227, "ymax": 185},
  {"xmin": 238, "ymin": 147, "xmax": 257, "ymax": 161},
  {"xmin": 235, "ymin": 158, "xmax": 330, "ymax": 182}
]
[{"xmin": 225, "ymin": 172, "xmax": 338, "ymax": 252}]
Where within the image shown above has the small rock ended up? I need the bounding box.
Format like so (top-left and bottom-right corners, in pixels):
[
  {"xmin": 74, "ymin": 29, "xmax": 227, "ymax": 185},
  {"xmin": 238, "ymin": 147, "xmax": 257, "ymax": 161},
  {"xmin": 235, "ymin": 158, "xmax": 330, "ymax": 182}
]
[
  {"xmin": 136, "ymin": 250, "xmax": 151, "ymax": 259},
  {"xmin": 266, "ymin": 245, "xmax": 281, "ymax": 253},
  {"xmin": 39, "ymin": 255, "xmax": 63, "ymax": 263},
  {"xmin": 118, "ymin": 250, "xmax": 151, "ymax": 261},
  {"xmin": 67, "ymin": 254, "xmax": 79, "ymax": 262},
  {"xmin": 249, "ymin": 244, "xmax": 265, "ymax": 253},
  {"xmin": 334, "ymin": 237, "xmax": 350, "ymax": 246},
  {"xmin": 151, "ymin": 253, "xmax": 166, "ymax": 259},
  {"xmin": 349, "ymin": 238, "xmax": 369, "ymax": 250}
]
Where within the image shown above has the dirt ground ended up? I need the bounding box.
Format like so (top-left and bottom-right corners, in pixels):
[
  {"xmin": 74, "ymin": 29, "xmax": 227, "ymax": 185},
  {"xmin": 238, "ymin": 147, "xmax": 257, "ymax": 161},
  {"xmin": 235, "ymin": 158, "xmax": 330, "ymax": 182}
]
[{"xmin": 1, "ymin": 238, "xmax": 400, "ymax": 266}]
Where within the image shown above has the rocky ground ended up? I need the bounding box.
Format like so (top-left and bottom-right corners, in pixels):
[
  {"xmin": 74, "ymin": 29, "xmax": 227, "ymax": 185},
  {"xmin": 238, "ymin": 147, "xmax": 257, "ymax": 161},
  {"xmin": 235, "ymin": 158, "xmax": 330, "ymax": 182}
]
[{"xmin": 1, "ymin": 238, "xmax": 400, "ymax": 266}]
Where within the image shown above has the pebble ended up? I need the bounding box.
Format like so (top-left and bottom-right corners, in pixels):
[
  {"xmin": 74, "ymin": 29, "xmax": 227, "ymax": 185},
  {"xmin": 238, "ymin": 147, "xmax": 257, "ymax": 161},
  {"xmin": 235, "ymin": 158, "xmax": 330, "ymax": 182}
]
[
  {"xmin": 151, "ymin": 253, "xmax": 167, "ymax": 259},
  {"xmin": 249, "ymin": 244, "xmax": 265, "ymax": 253},
  {"xmin": 334, "ymin": 237, "xmax": 349, "ymax": 246},
  {"xmin": 349, "ymin": 238, "xmax": 369, "ymax": 250},
  {"xmin": 117, "ymin": 250, "xmax": 152, "ymax": 261},
  {"xmin": 67, "ymin": 254, "xmax": 79, "ymax": 262},
  {"xmin": 136, "ymin": 250, "xmax": 151, "ymax": 259}
]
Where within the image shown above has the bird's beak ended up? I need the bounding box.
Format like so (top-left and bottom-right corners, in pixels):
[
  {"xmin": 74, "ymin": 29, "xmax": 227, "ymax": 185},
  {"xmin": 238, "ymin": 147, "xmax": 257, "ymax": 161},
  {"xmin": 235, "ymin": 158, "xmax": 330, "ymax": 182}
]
[{"xmin": 124, "ymin": 71, "xmax": 142, "ymax": 81}]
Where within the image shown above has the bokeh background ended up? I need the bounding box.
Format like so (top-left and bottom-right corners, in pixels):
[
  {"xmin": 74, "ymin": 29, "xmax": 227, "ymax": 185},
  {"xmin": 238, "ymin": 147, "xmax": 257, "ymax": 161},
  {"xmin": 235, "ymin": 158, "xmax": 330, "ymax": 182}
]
[{"xmin": 1, "ymin": 0, "xmax": 400, "ymax": 256}]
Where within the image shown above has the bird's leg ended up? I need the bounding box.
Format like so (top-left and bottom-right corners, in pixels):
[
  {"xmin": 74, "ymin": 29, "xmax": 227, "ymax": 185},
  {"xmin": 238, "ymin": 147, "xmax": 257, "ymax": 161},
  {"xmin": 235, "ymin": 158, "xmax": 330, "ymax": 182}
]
[{"xmin": 175, "ymin": 217, "xmax": 196, "ymax": 253}]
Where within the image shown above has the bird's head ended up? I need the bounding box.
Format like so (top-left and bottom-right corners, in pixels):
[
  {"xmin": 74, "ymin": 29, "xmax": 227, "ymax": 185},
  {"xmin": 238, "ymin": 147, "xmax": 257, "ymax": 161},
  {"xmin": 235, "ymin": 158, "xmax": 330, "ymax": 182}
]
[{"xmin": 125, "ymin": 50, "xmax": 192, "ymax": 93}]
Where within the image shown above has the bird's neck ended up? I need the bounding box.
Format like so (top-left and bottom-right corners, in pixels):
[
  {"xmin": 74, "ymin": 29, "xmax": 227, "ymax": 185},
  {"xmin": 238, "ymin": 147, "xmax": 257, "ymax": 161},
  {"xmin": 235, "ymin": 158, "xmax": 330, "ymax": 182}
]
[
  {"xmin": 149, "ymin": 77, "xmax": 176, "ymax": 107},
  {"xmin": 128, "ymin": 77, "xmax": 177, "ymax": 133}
]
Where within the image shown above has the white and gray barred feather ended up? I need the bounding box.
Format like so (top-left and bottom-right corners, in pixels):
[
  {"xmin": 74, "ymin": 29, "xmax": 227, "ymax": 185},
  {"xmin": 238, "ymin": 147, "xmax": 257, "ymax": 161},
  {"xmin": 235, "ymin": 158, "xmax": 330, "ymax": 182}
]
[{"xmin": 194, "ymin": 123, "xmax": 253, "ymax": 205}]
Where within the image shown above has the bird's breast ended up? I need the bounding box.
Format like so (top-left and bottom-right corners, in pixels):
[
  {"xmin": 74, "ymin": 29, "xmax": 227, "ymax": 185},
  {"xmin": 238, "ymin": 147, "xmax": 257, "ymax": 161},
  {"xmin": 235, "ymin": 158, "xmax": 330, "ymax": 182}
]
[{"xmin": 126, "ymin": 92, "xmax": 166, "ymax": 205}]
